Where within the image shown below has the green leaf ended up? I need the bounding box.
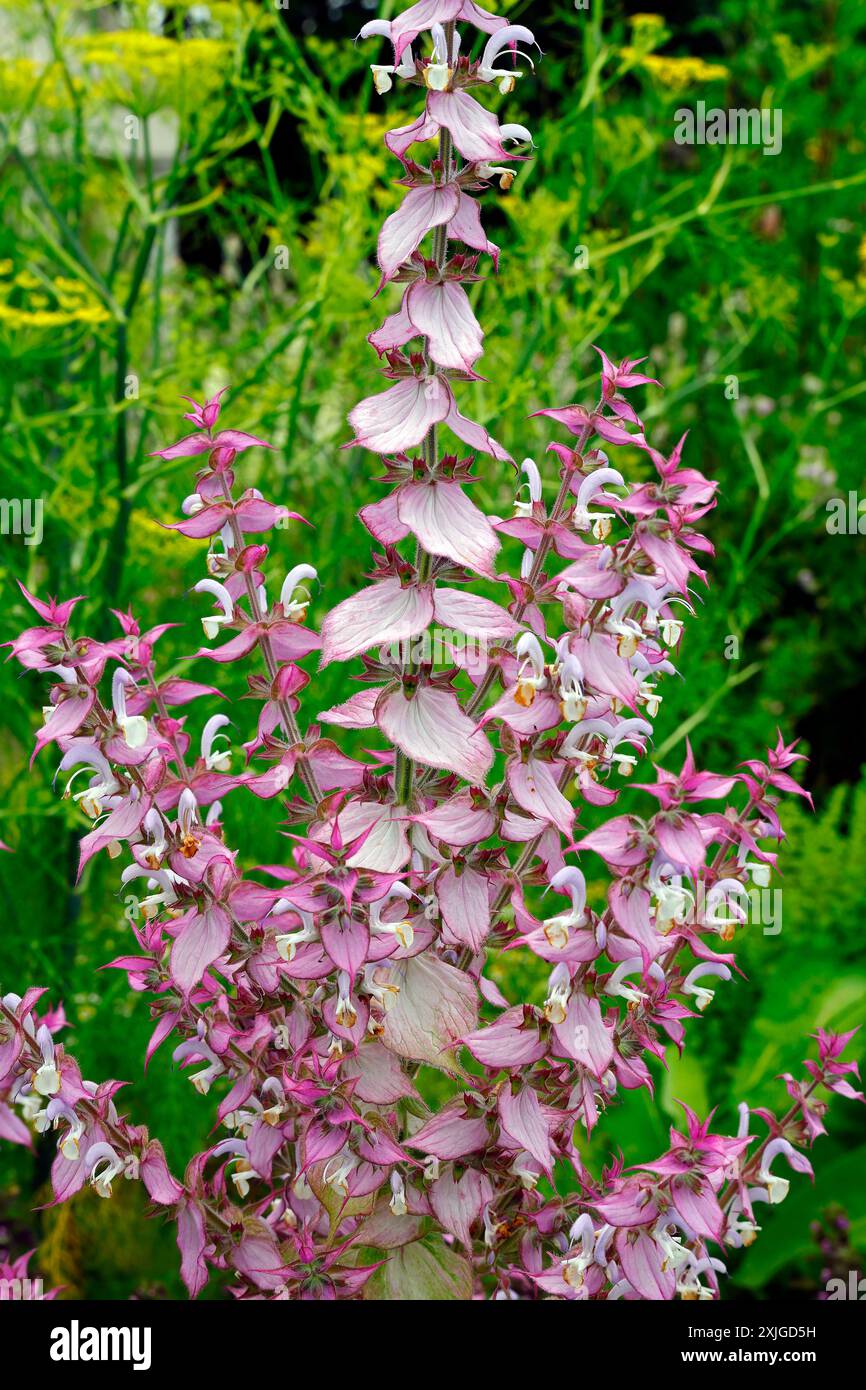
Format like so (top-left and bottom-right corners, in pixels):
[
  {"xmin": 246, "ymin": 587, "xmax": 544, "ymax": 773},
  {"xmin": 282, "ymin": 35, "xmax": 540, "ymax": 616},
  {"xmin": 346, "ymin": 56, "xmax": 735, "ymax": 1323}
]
[
  {"xmin": 363, "ymin": 1237, "xmax": 472, "ymax": 1301},
  {"xmin": 581, "ymin": 1082, "xmax": 669, "ymax": 1173},
  {"xmin": 354, "ymin": 1198, "xmax": 427, "ymax": 1251},
  {"xmin": 306, "ymin": 1163, "xmax": 376, "ymax": 1236},
  {"xmin": 660, "ymin": 1045, "xmax": 710, "ymax": 1122},
  {"xmin": 731, "ymin": 967, "xmax": 866, "ymax": 1107}
]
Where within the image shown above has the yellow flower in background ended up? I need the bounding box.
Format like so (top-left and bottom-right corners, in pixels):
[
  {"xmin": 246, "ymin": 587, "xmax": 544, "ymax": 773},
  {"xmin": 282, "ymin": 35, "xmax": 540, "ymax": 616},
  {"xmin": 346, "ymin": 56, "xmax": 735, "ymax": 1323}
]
[
  {"xmin": 0, "ymin": 267, "xmax": 111, "ymax": 341},
  {"xmin": 2, "ymin": 27, "xmax": 226, "ymax": 119},
  {"xmin": 0, "ymin": 57, "xmax": 38, "ymax": 111},
  {"xmin": 622, "ymin": 14, "xmax": 728, "ymax": 90},
  {"xmin": 0, "ymin": 55, "xmax": 80, "ymax": 114},
  {"xmin": 0, "ymin": 306, "xmax": 68, "ymax": 328},
  {"xmin": 129, "ymin": 512, "xmax": 193, "ymax": 570},
  {"xmin": 772, "ymin": 33, "xmax": 835, "ymax": 81},
  {"xmin": 73, "ymin": 31, "xmax": 229, "ymax": 116},
  {"xmin": 630, "ymin": 15, "xmax": 669, "ymax": 38},
  {"xmin": 622, "ymin": 49, "xmax": 729, "ymax": 91},
  {"xmin": 627, "ymin": 14, "xmax": 670, "ymax": 53}
]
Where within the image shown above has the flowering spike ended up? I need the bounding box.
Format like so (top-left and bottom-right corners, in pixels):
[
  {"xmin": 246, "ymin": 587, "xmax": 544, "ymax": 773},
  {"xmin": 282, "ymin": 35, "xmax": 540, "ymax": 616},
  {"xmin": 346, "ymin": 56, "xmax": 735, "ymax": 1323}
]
[{"xmin": 0, "ymin": 4, "xmax": 854, "ymax": 1304}]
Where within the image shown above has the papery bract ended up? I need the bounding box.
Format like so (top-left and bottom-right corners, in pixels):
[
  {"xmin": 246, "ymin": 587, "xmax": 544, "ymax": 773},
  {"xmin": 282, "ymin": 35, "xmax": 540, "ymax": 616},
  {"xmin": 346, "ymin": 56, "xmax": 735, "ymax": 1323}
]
[{"xmin": 0, "ymin": 3, "xmax": 859, "ymax": 1309}]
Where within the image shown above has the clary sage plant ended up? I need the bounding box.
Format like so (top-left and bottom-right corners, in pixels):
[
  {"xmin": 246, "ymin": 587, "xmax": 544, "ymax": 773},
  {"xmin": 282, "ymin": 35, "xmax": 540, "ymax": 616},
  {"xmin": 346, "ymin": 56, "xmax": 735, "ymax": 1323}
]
[{"xmin": 1, "ymin": 2, "xmax": 860, "ymax": 1302}]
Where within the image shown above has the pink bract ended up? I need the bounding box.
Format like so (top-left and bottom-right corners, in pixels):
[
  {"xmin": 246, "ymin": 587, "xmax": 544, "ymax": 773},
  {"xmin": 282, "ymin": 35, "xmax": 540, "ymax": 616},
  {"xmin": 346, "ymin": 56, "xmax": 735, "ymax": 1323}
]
[{"xmin": 0, "ymin": 4, "xmax": 861, "ymax": 1303}]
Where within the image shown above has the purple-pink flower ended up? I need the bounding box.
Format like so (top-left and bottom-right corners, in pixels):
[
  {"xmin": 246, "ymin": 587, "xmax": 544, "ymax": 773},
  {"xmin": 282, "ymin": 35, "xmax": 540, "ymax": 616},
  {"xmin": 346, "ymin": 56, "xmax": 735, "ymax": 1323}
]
[{"xmin": 0, "ymin": 2, "xmax": 860, "ymax": 1303}]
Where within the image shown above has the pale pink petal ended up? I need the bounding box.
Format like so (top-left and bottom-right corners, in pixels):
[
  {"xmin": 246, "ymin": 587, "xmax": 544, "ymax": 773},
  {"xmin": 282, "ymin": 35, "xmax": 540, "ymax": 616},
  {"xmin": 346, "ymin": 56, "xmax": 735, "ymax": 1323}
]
[
  {"xmin": 359, "ymin": 492, "xmax": 410, "ymax": 546},
  {"xmin": 429, "ymin": 1167, "xmax": 493, "ymax": 1247},
  {"xmin": 552, "ymin": 991, "xmax": 615, "ymax": 1077},
  {"xmin": 342, "ymin": 1042, "xmax": 418, "ymax": 1105},
  {"xmin": 247, "ymin": 1121, "xmax": 286, "ymax": 1182},
  {"xmin": 459, "ymin": 1, "xmax": 509, "ymax": 36},
  {"xmin": 406, "ymin": 280, "xmax": 484, "ymax": 372},
  {"xmin": 616, "ymin": 1229, "xmax": 675, "ymax": 1301},
  {"xmin": 409, "ymin": 1104, "xmax": 489, "ymax": 1160},
  {"xmin": 51, "ymin": 1147, "xmax": 87, "ymax": 1204},
  {"xmin": 608, "ymin": 882, "xmax": 660, "ymax": 965},
  {"xmin": 636, "ymin": 528, "xmax": 698, "ymax": 593},
  {"xmin": 507, "ymin": 757, "xmax": 574, "ymax": 835},
  {"xmin": 140, "ymin": 1140, "xmax": 184, "ymax": 1205},
  {"xmin": 306, "ymin": 742, "xmax": 367, "ymax": 793},
  {"xmin": 232, "ymin": 496, "xmax": 292, "ymax": 531},
  {"xmin": 558, "ymin": 552, "xmax": 626, "ymax": 600},
  {"xmin": 164, "ymin": 505, "xmax": 231, "ymax": 539},
  {"xmin": 427, "ymin": 90, "xmax": 509, "ymax": 164},
  {"xmin": 192, "ymin": 627, "xmax": 260, "ymax": 665},
  {"xmin": 318, "ymin": 688, "xmax": 384, "ymax": 729},
  {"xmin": 368, "ymin": 295, "xmax": 418, "ymax": 357},
  {"xmin": 230, "ymin": 1228, "xmax": 284, "ymax": 1291},
  {"xmin": 311, "ymin": 801, "xmax": 410, "ymax": 874},
  {"xmin": 382, "ymin": 953, "xmax": 478, "ymax": 1068},
  {"xmin": 570, "ymin": 633, "xmax": 639, "ymax": 707},
  {"xmin": 321, "ymin": 576, "xmax": 434, "ymax": 666},
  {"xmin": 152, "ymin": 433, "xmax": 212, "ymax": 461},
  {"xmin": 347, "ymin": 805, "xmax": 410, "ymax": 873},
  {"xmin": 377, "ymin": 183, "xmax": 460, "ymax": 282},
  {"xmin": 531, "ymin": 404, "xmax": 592, "ymax": 435},
  {"xmin": 501, "ymin": 806, "xmax": 547, "ymax": 842},
  {"xmin": 208, "ymin": 430, "xmax": 270, "ymax": 457},
  {"xmin": 177, "ymin": 1201, "xmax": 209, "ymax": 1298},
  {"xmin": 77, "ymin": 793, "xmax": 149, "ymax": 876},
  {"xmin": 397, "ymin": 479, "xmax": 500, "ymax": 577},
  {"xmin": 437, "ymin": 864, "xmax": 490, "ymax": 952},
  {"xmin": 267, "ymin": 622, "xmax": 321, "ymax": 662},
  {"xmin": 479, "ymin": 976, "xmax": 510, "ymax": 1008},
  {"xmin": 498, "ymin": 1085, "xmax": 553, "ymax": 1174},
  {"xmin": 671, "ymin": 1179, "xmax": 725, "ymax": 1242},
  {"xmin": 433, "ymin": 587, "xmax": 518, "ymax": 641},
  {"xmin": 385, "ymin": 108, "xmax": 441, "ymax": 165},
  {"xmin": 321, "ymin": 914, "xmax": 369, "ymax": 979},
  {"xmin": 448, "ymin": 191, "xmax": 500, "ymax": 268},
  {"xmin": 655, "ymin": 814, "xmax": 707, "ymax": 872},
  {"xmin": 377, "ymin": 685, "xmax": 493, "ymax": 783},
  {"xmin": 444, "ymin": 394, "xmax": 512, "ymax": 462},
  {"xmin": 391, "ymin": 0, "xmax": 462, "ymax": 61},
  {"xmin": 348, "ymin": 375, "xmax": 450, "ymax": 455},
  {"xmin": 170, "ymin": 906, "xmax": 230, "ymax": 993},
  {"xmin": 413, "ymin": 792, "xmax": 495, "ymax": 847},
  {"xmin": 463, "ymin": 1006, "xmax": 547, "ymax": 1069},
  {"xmin": 129, "ymin": 677, "xmax": 224, "ymax": 713},
  {"xmin": 0, "ymin": 1101, "xmax": 31, "ymax": 1147},
  {"xmin": 32, "ymin": 689, "xmax": 96, "ymax": 766},
  {"xmin": 481, "ymin": 687, "xmax": 562, "ymax": 736}
]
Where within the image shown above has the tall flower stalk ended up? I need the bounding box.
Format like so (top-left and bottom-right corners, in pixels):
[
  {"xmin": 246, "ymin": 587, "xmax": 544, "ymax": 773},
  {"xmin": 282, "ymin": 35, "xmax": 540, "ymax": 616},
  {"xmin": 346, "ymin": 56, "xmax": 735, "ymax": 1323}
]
[{"xmin": 0, "ymin": 3, "xmax": 861, "ymax": 1302}]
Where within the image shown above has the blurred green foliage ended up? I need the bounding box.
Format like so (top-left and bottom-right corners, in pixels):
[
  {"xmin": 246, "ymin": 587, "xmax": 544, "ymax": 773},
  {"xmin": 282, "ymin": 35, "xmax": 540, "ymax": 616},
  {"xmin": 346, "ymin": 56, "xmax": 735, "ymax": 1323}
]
[{"xmin": 0, "ymin": 0, "xmax": 864, "ymax": 1297}]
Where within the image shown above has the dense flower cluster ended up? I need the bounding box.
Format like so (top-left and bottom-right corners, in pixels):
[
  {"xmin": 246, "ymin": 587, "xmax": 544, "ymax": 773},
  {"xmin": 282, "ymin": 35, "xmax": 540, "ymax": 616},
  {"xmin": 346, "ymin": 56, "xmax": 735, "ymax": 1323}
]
[{"xmin": 0, "ymin": 1, "xmax": 861, "ymax": 1301}]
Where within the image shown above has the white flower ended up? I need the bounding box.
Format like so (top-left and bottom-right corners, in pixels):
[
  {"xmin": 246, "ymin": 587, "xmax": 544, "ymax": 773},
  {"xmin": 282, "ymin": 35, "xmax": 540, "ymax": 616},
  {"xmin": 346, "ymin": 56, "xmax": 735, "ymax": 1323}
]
[
  {"xmin": 111, "ymin": 669, "xmax": 149, "ymax": 749},
  {"xmin": 544, "ymin": 963, "xmax": 572, "ymax": 1024},
  {"xmin": 193, "ymin": 578, "xmax": 235, "ymax": 640},
  {"xmin": 477, "ymin": 26, "xmax": 536, "ymax": 94},
  {"xmin": 33, "ymin": 1060, "xmax": 61, "ymax": 1096}
]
